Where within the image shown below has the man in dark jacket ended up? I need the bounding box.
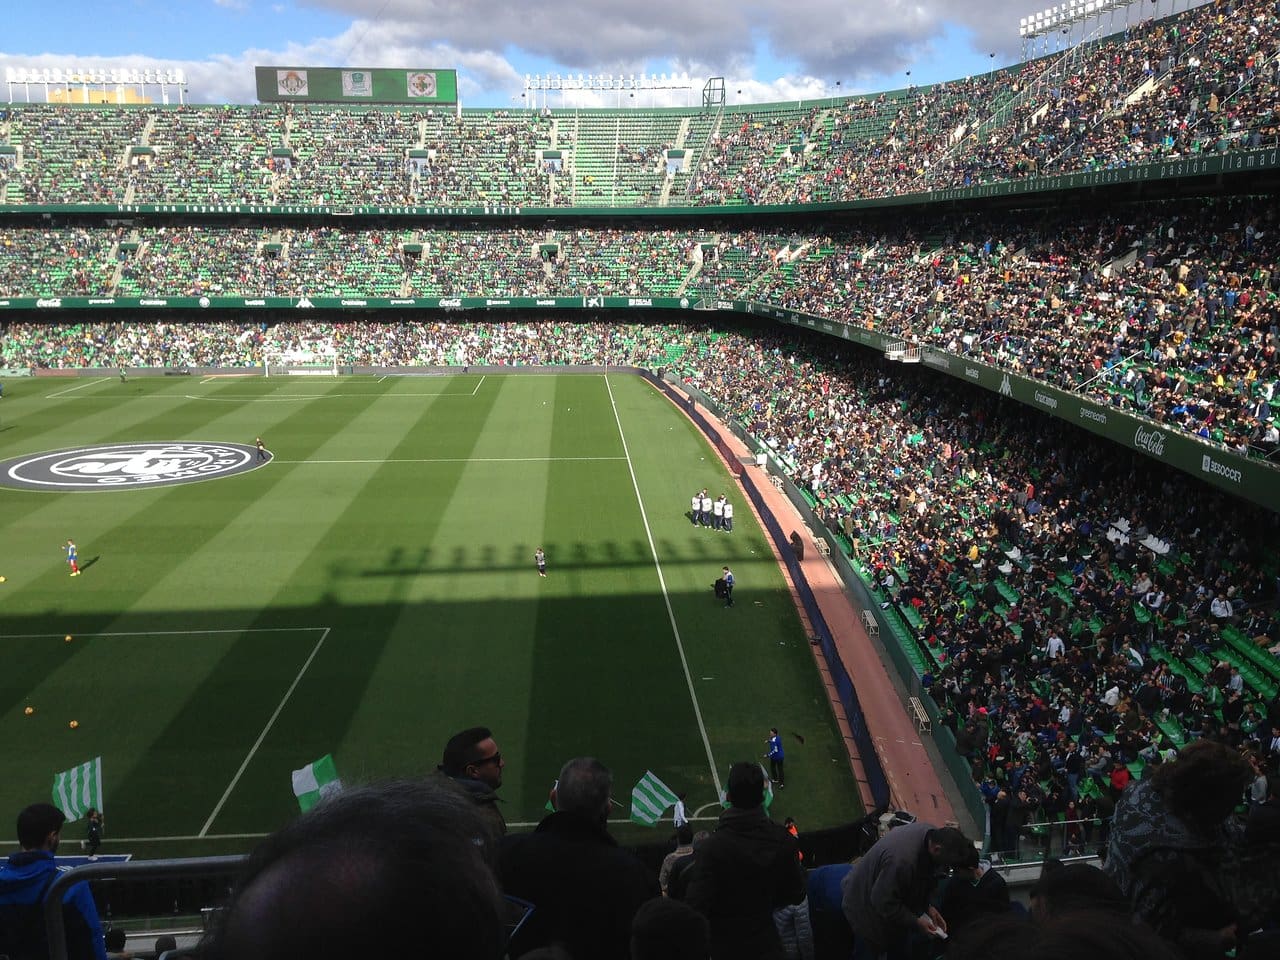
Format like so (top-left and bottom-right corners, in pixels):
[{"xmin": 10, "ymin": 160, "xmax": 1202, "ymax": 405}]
[
  {"xmin": 684, "ymin": 762, "xmax": 806, "ymax": 959},
  {"xmin": 437, "ymin": 726, "xmax": 507, "ymax": 838},
  {"xmin": 499, "ymin": 757, "xmax": 657, "ymax": 959},
  {"xmin": 0, "ymin": 803, "xmax": 107, "ymax": 960},
  {"xmin": 839, "ymin": 820, "xmax": 974, "ymax": 960}
]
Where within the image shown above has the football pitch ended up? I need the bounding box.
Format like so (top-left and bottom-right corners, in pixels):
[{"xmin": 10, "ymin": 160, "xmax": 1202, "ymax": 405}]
[{"xmin": 0, "ymin": 372, "xmax": 860, "ymax": 857}]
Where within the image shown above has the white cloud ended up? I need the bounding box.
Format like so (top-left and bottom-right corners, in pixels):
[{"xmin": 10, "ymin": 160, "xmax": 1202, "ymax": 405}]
[
  {"xmin": 297, "ymin": 0, "xmax": 1028, "ymax": 79},
  {"xmin": 0, "ymin": 0, "xmax": 1070, "ymax": 107}
]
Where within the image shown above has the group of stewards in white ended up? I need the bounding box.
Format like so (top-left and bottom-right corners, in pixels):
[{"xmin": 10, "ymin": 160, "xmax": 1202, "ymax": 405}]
[{"xmin": 690, "ymin": 489, "xmax": 735, "ymax": 531}]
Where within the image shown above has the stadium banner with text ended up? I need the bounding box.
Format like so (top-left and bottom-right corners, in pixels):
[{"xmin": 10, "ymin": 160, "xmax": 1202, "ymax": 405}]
[
  {"xmin": 255, "ymin": 66, "xmax": 458, "ymax": 105},
  {"xmin": 0, "ymin": 295, "xmax": 701, "ymax": 312},
  {"xmin": 766, "ymin": 313, "xmax": 1278, "ymax": 512},
  {"xmin": 1, "ymin": 147, "xmax": 1275, "ymax": 220}
]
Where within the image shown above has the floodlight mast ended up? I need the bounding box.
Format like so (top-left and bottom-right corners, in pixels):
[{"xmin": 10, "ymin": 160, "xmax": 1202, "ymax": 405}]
[
  {"xmin": 702, "ymin": 77, "xmax": 725, "ymax": 110},
  {"xmin": 522, "ymin": 72, "xmax": 698, "ymax": 109},
  {"xmin": 1017, "ymin": 0, "xmax": 1210, "ymax": 58},
  {"xmin": 5, "ymin": 64, "xmax": 188, "ymax": 104}
]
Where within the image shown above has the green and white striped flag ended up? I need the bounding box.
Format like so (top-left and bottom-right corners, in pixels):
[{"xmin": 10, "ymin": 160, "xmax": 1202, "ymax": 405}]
[
  {"xmin": 630, "ymin": 771, "xmax": 678, "ymax": 827},
  {"xmin": 291, "ymin": 754, "xmax": 342, "ymax": 812},
  {"xmin": 51, "ymin": 757, "xmax": 103, "ymax": 823}
]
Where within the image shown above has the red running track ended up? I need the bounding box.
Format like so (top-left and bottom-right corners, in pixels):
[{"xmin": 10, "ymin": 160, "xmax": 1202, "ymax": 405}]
[{"xmin": 662, "ymin": 381, "xmax": 956, "ymax": 825}]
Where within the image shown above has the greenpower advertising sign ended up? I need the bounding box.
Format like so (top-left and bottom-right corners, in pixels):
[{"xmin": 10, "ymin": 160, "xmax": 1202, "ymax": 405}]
[
  {"xmin": 916, "ymin": 348, "xmax": 1277, "ymax": 513},
  {"xmin": 255, "ymin": 66, "xmax": 458, "ymax": 105},
  {"xmin": 763, "ymin": 311, "xmax": 1278, "ymax": 512},
  {"xmin": 0, "ymin": 295, "xmax": 695, "ymax": 311}
]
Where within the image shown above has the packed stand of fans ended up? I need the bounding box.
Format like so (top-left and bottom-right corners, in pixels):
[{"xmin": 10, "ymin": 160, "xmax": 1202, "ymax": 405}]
[
  {"xmin": 277, "ymin": 107, "xmax": 420, "ymax": 206},
  {"xmin": 133, "ymin": 105, "xmax": 280, "ymax": 205},
  {"xmin": 3, "ymin": 1, "xmax": 1277, "ymax": 211},
  {"xmin": 744, "ymin": 197, "xmax": 1280, "ymax": 460},
  {"xmin": 9, "ymin": 192, "xmax": 1273, "ymax": 456}
]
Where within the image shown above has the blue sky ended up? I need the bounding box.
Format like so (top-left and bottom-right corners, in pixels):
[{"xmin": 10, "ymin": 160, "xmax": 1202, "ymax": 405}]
[{"xmin": 0, "ymin": 0, "xmax": 1161, "ymax": 107}]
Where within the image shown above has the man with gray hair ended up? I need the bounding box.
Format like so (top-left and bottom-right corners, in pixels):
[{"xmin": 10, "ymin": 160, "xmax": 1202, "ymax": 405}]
[{"xmin": 499, "ymin": 757, "xmax": 657, "ymax": 959}]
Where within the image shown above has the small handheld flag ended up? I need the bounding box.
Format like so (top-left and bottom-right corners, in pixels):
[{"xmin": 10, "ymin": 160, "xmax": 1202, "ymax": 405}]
[
  {"xmin": 291, "ymin": 754, "xmax": 342, "ymax": 812},
  {"xmin": 630, "ymin": 771, "xmax": 678, "ymax": 826},
  {"xmin": 52, "ymin": 757, "xmax": 103, "ymax": 822}
]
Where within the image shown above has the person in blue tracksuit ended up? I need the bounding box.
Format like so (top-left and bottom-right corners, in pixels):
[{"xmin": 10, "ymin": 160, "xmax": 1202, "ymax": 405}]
[
  {"xmin": 765, "ymin": 728, "xmax": 786, "ymax": 787},
  {"xmin": 0, "ymin": 803, "xmax": 107, "ymax": 960}
]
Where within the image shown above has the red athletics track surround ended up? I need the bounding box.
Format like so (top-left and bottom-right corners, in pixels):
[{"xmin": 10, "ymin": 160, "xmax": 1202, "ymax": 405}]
[{"xmin": 660, "ymin": 380, "xmax": 956, "ymax": 825}]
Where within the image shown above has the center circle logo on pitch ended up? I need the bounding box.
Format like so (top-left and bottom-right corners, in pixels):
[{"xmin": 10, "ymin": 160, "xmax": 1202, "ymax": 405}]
[{"xmin": 0, "ymin": 443, "xmax": 270, "ymax": 491}]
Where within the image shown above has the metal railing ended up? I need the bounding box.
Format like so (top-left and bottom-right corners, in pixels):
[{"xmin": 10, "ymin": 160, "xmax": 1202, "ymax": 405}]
[
  {"xmin": 988, "ymin": 816, "xmax": 1111, "ymax": 864},
  {"xmin": 44, "ymin": 856, "xmax": 245, "ymax": 960}
]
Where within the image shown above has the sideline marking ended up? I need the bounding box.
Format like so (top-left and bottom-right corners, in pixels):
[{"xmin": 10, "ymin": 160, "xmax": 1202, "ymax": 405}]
[
  {"xmin": 604, "ymin": 373, "xmax": 722, "ymax": 796},
  {"xmin": 199, "ymin": 627, "xmax": 332, "ymax": 836},
  {"xmin": 45, "ymin": 377, "xmax": 111, "ymax": 399}
]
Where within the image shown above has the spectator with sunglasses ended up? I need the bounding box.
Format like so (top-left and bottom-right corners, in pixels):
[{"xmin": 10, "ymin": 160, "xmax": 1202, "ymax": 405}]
[{"xmin": 438, "ymin": 725, "xmax": 508, "ymax": 838}]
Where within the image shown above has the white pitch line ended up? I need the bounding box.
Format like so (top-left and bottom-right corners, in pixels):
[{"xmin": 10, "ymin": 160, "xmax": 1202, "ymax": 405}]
[
  {"xmin": 271, "ymin": 456, "xmax": 628, "ymax": 464},
  {"xmin": 43, "ymin": 391, "xmax": 482, "ymax": 401},
  {"xmin": 199, "ymin": 627, "xmax": 333, "ymax": 837},
  {"xmin": 117, "ymin": 814, "xmax": 729, "ymax": 842},
  {"xmin": 0, "ymin": 627, "xmax": 327, "ymax": 640},
  {"xmin": 45, "ymin": 377, "xmax": 111, "ymax": 398},
  {"xmin": 604, "ymin": 373, "xmax": 722, "ymax": 797},
  {"xmin": 471, "ymin": 375, "xmax": 486, "ymax": 396}
]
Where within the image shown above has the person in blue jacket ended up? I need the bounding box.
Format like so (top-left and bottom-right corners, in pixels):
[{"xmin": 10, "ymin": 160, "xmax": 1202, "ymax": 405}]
[{"xmin": 0, "ymin": 802, "xmax": 107, "ymax": 960}]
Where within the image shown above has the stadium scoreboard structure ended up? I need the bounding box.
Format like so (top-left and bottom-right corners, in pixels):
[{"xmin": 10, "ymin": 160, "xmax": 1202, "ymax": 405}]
[{"xmin": 255, "ymin": 66, "xmax": 458, "ymax": 104}]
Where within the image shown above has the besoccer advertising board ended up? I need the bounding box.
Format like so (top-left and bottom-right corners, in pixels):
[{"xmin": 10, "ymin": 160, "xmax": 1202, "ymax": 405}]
[{"xmin": 255, "ymin": 67, "xmax": 458, "ymax": 104}]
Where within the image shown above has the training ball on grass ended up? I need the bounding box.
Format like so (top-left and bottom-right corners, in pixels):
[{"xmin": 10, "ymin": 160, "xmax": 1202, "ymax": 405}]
[
  {"xmin": 0, "ymin": 575, "xmax": 6, "ymax": 582},
  {"xmin": 69, "ymin": 720, "xmax": 79, "ymax": 729},
  {"xmin": 23, "ymin": 706, "xmax": 34, "ymax": 716},
  {"xmin": 65, "ymin": 635, "xmax": 73, "ymax": 643}
]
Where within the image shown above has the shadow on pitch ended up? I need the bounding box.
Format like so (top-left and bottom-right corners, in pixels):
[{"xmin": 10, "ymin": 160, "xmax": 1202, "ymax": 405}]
[{"xmin": 355, "ymin": 536, "xmax": 764, "ymax": 578}]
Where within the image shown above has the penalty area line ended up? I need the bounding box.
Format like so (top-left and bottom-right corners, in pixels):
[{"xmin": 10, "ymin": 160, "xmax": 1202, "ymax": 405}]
[
  {"xmin": 199, "ymin": 627, "xmax": 332, "ymax": 837},
  {"xmin": 45, "ymin": 377, "xmax": 111, "ymax": 399},
  {"xmin": 0, "ymin": 627, "xmax": 327, "ymax": 640}
]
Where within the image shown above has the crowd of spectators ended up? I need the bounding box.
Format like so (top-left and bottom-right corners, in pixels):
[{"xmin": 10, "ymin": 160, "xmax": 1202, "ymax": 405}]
[
  {"xmin": 134, "ymin": 106, "xmax": 280, "ymax": 205},
  {"xmin": 6, "ymin": 194, "xmax": 1273, "ymax": 456},
  {"xmin": 2, "ymin": 1, "xmax": 1276, "ymax": 210},
  {"xmin": 278, "ymin": 107, "xmax": 421, "ymax": 206}
]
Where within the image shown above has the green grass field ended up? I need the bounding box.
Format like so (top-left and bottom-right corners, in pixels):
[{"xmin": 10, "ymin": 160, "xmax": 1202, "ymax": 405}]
[{"xmin": 0, "ymin": 372, "xmax": 859, "ymax": 857}]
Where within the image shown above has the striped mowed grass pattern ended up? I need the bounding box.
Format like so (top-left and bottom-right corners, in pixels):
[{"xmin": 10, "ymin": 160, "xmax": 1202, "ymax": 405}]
[{"xmin": 0, "ymin": 372, "xmax": 859, "ymax": 856}]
